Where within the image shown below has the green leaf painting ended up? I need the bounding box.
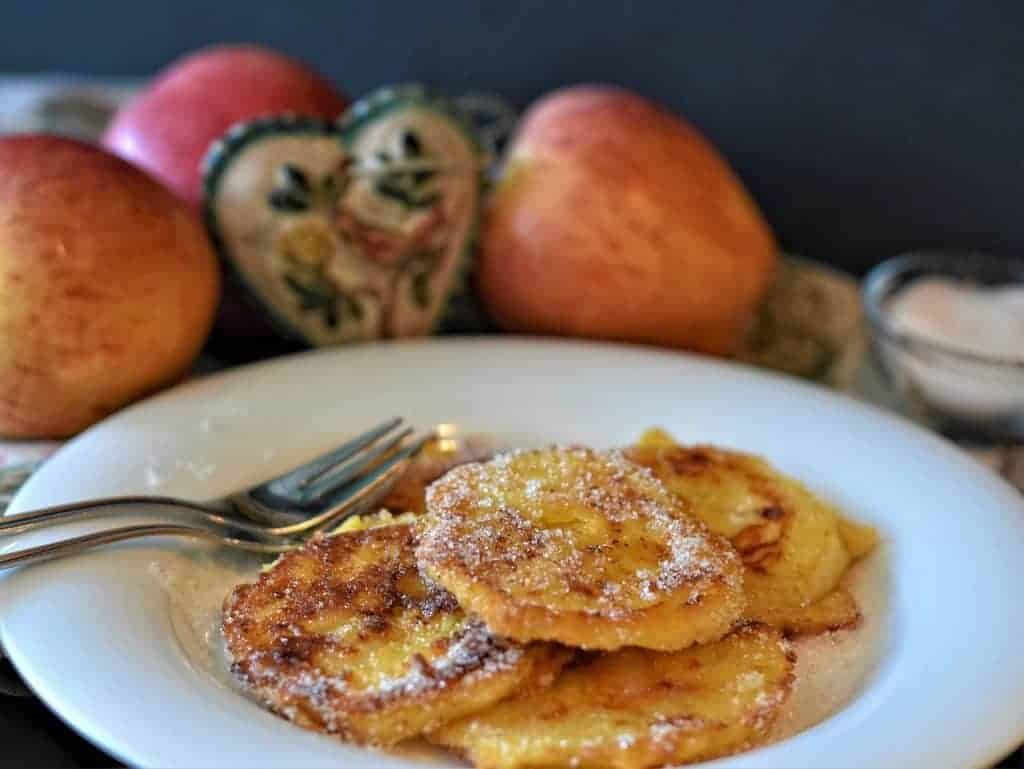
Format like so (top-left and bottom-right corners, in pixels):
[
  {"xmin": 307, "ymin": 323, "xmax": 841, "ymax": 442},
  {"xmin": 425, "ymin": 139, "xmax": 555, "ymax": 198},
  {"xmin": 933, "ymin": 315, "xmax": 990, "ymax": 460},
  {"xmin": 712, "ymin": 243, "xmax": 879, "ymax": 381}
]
[{"xmin": 271, "ymin": 127, "xmax": 450, "ymax": 337}]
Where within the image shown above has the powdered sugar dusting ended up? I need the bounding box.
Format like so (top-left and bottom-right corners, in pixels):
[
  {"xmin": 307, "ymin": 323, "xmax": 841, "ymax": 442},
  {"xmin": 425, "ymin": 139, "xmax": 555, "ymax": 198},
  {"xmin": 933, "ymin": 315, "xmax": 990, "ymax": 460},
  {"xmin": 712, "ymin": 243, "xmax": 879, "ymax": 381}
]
[
  {"xmin": 236, "ymin": 617, "xmax": 524, "ymax": 725},
  {"xmin": 369, "ymin": 621, "xmax": 523, "ymax": 700},
  {"xmin": 419, "ymin": 446, "xmax": 739, "ymax": 615},
  {"xmin": 219, "ymin": 523, "xmax": 544, "ymax": 741}
]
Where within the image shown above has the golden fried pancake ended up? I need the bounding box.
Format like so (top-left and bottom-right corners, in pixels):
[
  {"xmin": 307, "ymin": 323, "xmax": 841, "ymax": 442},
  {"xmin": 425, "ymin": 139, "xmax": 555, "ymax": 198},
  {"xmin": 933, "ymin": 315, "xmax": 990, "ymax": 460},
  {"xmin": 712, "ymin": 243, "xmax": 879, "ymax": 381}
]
[
  {"xmin": 837, "ymin": 513, "xmax": 881, "ymax": 559},
  {"xmin": 431, "ymin": 623, "xmax": 794, "ymax": 769},
  {"xmin": 222, "ymin": 524, "xmax": 569, "ymax": 745},
  {"xmin": 755, "ymin": 586, "xmax": 860, "ymax": 635},
  {"xmin": 417, "ymin": 447, "xmax": 744, "ymax": 651},
  {"xmin": 626, "ymin": 429, "xmax": 878, "ymax": 634}
]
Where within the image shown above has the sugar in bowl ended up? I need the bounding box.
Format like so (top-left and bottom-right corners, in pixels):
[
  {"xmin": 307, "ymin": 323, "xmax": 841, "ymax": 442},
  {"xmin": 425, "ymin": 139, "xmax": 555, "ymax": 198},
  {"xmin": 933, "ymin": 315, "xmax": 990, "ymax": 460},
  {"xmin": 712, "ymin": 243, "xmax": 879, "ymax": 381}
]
[{"xmin": 863, "ymin": 252, "xmax": 1024, "ymax": 440}]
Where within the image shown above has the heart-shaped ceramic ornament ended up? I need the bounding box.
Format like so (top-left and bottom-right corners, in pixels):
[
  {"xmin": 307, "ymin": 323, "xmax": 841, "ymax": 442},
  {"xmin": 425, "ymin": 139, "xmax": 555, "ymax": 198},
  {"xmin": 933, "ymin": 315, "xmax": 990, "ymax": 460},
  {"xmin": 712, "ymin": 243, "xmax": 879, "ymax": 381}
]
[{"xmin": 202, "ymin": 85, "xmax": 484, "ymax": 346}]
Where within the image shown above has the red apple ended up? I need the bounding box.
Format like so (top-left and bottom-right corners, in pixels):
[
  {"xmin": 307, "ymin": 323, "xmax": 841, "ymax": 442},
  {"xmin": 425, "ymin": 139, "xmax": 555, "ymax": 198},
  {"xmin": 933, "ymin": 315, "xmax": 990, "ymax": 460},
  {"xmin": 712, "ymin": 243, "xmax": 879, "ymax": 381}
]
[
  {"xmin": 0, "ymin": 136, "xmax": 221, "ymax": 438},
  {"xmin": 103, "ymin": 44, "xmax": 348, "ymax": 208},
  {"xmin": 480, "ymin": 86, "xmax": 778, "ymax": 357}
]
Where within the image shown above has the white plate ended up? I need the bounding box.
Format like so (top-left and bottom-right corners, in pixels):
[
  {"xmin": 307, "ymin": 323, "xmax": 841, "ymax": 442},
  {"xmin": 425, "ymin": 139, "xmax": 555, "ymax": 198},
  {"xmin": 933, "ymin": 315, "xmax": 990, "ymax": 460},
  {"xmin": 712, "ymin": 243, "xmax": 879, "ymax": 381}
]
[{"xmin": 1, "ymin": 338, "xmax": 1023, "ymax": 769}]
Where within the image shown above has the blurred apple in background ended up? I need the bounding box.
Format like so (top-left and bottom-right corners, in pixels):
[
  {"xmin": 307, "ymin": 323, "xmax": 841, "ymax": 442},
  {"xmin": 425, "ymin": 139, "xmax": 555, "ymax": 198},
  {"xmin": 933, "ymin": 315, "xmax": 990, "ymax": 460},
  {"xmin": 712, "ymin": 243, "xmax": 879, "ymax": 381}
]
[
  {"xmin": 479, "ymin": 85, "xmax": 777, "ymax": 357},
  {"xmin": 0, "ymin": 136, "xmax": 220, "ymax": 438},
  {"xmin": 103, "ymin": 43, "xmax": 348, "ymax": 208},
  {"xmin": 103, "ymin": 44, "xmax": 349, "ymax": 359}
]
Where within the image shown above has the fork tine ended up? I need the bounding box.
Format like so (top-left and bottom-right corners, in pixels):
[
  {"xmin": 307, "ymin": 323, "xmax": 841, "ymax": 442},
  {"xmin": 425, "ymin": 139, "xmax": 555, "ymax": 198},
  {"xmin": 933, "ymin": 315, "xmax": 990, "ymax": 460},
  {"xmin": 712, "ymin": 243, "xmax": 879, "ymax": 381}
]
[
  {"xmin": 296, "ymin": 418, "xmax": 406, "ymax": 490},
  {"xmin": 271, "ymin": 433, "xmax": 432, "ymax": 536},
  {"xmin": 309, "ymin": 459, "xmax": 409, "ymax": 534},
  {"xmin": 299, "ymin": 425, "xmax": 415, "ymax": 503},
  {"xmin": 265, "ymin": 417, "xmax": 404, "ymax": 496}
]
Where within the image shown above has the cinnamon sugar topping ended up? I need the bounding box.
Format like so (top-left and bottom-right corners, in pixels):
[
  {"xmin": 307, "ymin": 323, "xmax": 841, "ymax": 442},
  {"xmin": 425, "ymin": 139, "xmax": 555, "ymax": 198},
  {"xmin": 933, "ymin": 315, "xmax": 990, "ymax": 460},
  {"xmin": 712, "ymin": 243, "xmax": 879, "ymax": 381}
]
[
  {"xmin": 221, "ymin": 523, "xmax": 559, "ymax": 744},
  {"xmin": 420, "ymin": 446, "xmax": 739, "ymax": 616}
]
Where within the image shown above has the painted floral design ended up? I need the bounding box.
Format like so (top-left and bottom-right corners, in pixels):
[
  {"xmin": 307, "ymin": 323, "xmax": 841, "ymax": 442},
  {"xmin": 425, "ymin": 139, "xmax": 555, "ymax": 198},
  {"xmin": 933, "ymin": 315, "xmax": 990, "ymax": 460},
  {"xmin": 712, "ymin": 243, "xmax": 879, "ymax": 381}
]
[{"xmin": 267, "ymin": 129, "xmax": 452, "ymax": 338}]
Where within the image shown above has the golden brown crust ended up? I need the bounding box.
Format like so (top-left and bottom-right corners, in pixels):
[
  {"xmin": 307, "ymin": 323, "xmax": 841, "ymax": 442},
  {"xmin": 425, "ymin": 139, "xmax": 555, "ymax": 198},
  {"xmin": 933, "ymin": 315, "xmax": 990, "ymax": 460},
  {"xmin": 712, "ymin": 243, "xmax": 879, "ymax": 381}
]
[
  {"xmin": 761, "ymin": 586, "xmax": 862, "ymax": 636},
  {"xmin": 836, "ymin": 513, "xmax": 882, "ymax": 560},
  {"xmin": 222, "ymin": 524, "xmax": 567, "ymax": 745},
  {"xmin": 417, "ymin": 447, "xmax": 744, "ymax": 650},
  {"xmin": 431, "ymin": 623, "xmax": 795, "ymax": 769},
  {"xmin": 625, "ymin": 438, "xmax": 870, "ymax": 630}
]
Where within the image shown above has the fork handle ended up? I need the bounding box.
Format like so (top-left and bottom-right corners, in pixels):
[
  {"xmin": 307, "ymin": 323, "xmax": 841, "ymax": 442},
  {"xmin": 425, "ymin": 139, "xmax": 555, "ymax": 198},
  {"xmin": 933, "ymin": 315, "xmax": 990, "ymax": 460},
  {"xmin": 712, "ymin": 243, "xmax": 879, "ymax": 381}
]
[
  {"xmin": 0, "ymin": 523, "xmax": 288, "ymax": 571},
  {"xmin": 0, "ymin": 496, "xmax": 227, "ymax": 536}
]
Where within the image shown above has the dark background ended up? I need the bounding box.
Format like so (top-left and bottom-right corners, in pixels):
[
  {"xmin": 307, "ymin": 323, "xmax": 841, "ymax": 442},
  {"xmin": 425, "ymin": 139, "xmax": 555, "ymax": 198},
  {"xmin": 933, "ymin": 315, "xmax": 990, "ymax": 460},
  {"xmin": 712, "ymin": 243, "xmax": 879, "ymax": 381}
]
[
  {"xmin": 1, "ymin": 2, "xmax": 1022, "ymax": 767},
  {"xmin": 1, "ymin": 0, "xmax": 1023, "ymax": 275}
]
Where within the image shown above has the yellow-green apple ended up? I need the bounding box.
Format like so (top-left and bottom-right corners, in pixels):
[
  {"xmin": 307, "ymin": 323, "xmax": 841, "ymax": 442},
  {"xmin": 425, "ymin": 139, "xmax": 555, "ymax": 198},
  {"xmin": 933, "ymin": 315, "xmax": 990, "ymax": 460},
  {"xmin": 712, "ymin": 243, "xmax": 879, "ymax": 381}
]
[
  {"xmin": 479, "ymin": 85, "xmax": 778, "ymax": 356},
  {"xmin": 103, "ymin": 44, "xmax": 348, "ymax": 208},
  {"xmin": 0, "ymin": 136, "xmax": 221, "ymax": 438}
]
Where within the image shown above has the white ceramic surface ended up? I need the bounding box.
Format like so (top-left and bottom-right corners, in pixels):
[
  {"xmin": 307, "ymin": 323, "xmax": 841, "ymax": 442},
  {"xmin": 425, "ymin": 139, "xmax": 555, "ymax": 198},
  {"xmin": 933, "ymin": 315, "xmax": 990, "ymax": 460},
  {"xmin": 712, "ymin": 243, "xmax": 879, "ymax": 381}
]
[{"xmin": 1, "ymin": 338, "xmax": 1022, "ymax": 769}]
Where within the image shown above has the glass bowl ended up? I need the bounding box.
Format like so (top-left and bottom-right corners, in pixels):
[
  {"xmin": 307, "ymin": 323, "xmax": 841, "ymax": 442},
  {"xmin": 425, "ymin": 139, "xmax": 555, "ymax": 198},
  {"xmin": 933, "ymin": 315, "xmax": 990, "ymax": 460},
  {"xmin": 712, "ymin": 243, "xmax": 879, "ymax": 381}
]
[{"xmin": 862, "ymin": 252, "xmax": 1024, "ymax": 441}]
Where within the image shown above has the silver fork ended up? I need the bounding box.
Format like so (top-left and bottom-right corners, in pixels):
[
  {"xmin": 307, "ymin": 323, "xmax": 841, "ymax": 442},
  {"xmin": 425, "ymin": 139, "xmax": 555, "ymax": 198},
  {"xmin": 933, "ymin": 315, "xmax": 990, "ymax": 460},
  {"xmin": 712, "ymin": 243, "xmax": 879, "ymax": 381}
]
[{"xmin": 0, "ymin": 418, "xmax": 430, "ymax": 570}]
